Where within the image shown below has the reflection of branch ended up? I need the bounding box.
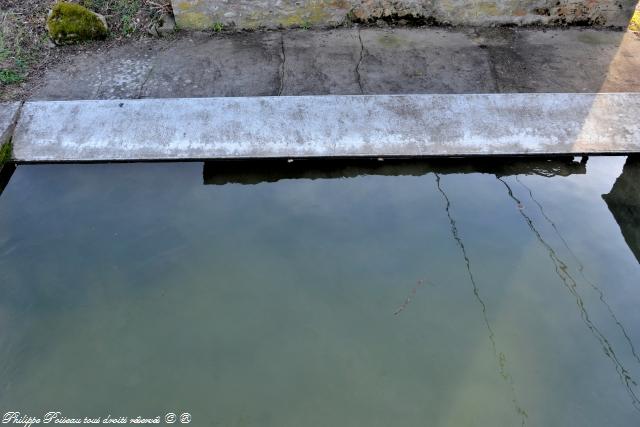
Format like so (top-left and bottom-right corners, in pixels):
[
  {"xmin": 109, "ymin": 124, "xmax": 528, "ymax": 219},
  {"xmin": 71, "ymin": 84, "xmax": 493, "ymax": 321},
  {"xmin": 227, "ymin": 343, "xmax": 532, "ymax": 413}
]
[
  {"xmin": 394, "ymin": 279, "xmax": 424, "ymax": 316},
  {"xmin": 394, "ymin": 279, "xmax": 431, "ymax": 316},
  {"xmin": 435, "ymin": 174, "xmax": 528, "ymax": 426},
  {"xmin": 498, "ymin": 177, "xmax": 640, "ymax": 411},
  {"xmin": 516, "ymin": 176, "xmax": 640, "ymax": 367}
]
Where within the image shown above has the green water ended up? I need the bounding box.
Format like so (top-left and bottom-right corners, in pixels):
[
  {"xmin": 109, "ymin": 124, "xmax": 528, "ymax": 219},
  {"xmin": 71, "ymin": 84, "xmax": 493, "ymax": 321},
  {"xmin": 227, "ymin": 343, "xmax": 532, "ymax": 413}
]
[{"xmin": 0, "ymin": 157, "xmax": 639, "ymax": 426}]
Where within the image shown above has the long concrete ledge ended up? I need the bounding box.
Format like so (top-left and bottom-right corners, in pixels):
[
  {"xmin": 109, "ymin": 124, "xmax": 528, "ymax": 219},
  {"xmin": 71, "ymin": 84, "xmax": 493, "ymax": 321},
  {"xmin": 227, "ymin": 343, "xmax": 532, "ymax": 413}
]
[{"xmin": 11, "ymin": 93, "xmax": 640, "ymax": 162}]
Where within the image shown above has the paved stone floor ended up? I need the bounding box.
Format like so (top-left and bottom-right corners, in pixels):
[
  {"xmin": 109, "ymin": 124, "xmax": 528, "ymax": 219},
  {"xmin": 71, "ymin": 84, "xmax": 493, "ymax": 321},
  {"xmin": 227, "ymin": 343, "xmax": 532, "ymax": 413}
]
[{"xmin": 30, "ymin": 27, "xmax": 640, "ymax": 100}]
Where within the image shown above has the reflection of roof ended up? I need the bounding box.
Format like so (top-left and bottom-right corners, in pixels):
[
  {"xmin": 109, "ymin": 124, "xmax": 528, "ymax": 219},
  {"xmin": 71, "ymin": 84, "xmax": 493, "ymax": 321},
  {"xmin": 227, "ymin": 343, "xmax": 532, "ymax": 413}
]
[
  {"xmin": 203, "ymin": 156, "xmax": 587, "ymax": 185},
  {"xmin": 603, "ymin": 156, "xmax": 640, "ymax": 264},
  {"xmin": 0, "ymin": 163, "xmax": 16, "ymax": 198}
]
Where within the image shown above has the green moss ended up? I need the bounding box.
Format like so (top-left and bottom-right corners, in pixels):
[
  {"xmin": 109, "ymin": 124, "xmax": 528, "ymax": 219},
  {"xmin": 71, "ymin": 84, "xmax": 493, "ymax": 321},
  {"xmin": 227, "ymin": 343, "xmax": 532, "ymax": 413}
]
[
  {"xmin": 476, "ymin": 2, "xmax": 500, "ymax": 17},
  {"xmin": 176, "ymin": 12, "xmax": 214, "ymax": 30},
  {"xmin": 0, "ymin": 142, "xmax": 12, "ymax": 167},
  {"xmin": 47, "ymin": 2, "xmax": 108, "ymax": 44},
  {"xmin": 276, "ymin": 3, "xmax": 333, "ymax": 28},
  {"xmin": 278, "ymin": 14, "xmax": 304, "ymax": 27}
]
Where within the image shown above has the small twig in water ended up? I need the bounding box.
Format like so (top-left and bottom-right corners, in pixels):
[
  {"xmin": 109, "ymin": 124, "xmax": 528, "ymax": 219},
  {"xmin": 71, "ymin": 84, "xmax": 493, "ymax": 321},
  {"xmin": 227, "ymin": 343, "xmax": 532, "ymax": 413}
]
[{"xmin": 394, "ymin": 279, "xmax": 430, "ymax": 316}]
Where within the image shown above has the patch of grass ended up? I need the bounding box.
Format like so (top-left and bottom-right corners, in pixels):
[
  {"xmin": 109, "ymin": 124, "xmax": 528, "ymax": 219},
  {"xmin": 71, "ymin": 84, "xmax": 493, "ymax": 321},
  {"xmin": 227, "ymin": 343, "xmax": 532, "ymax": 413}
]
[
  {"xmin": 0, "ymin": 69, "xmax": 24, "ymax": 84},
  {"xmin": 0, "ymin": 12, "xmax": 37, "ymax": 89},
  {"xmin": 0, "ymin": 36, "xmax": 10, "ymax": 62},
  {"xmin": 0, "ymin": 143, "xmax": 12, "ymax": 167},
  {"xmin": 301, "ymin": 20, "xmax": 311, "ymax": 30},
  {"xmin": 83, "ymin": 0, "xmax": 141, "ymax": 36},
  {"xmin": 82, "ymin": 0, "xmax": 173, "ymax": 36},
  {"xmin": 212, "ymin": 22, "xmax": 224, "ymax": 32},
  {"xmin": 115, "ymin": 0, "xmax": 141, "ymax": 35},
  {"xmin": 82, "ymin": 0, "xmax": 108, "ymax": 9}
]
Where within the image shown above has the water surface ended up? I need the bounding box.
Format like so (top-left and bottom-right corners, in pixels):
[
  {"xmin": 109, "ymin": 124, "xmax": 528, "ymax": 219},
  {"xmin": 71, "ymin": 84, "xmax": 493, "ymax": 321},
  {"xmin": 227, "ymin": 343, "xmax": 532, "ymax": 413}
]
[{"xmin": 0, "ymin": 156, "xmax": 639, "ymax": 426}]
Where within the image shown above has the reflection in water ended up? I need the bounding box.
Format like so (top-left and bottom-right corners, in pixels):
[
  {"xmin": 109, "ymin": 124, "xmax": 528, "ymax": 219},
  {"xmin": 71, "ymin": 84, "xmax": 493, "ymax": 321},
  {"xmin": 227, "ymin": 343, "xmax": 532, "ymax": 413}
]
[
  {"xmin": 498, "ymin": 177, "xmax": 640, "ymax": 412},
  {"xmin": 393, "ymin": 279, "xmax": 430, "ymax": 316},
  {"xmin": 603, "ymin": 156, "xmax": 640, "ymax": 264},
  {"xmin": 0, "ymin": 163, "xmax": 16, "ymax": 197},
  {"xmin": 1, "ymin": 158, "xmax": 639, "ymax": 426},
  {"xmin": 435, "ymin": 174, "xmax": 528, "ymax": 426},
  {"xmin": 517, "ymin": 176, "xmax": 640, "ymax": 366},
  {"xmin": 203, "ymin": 156, "xmax": 587, "ymax": 185}
]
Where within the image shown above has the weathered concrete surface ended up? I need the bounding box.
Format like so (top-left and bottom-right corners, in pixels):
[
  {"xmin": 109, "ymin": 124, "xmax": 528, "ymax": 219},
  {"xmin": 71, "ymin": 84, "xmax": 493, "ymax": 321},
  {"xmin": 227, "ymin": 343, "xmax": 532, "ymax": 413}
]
[
  {"xmin": 359, "ymin": 28, "xmax": 497, "ymax": 94},
  {"xmin": 30, "ymin": 28, "xmax": 640, "ymax": 100},
  {"xmin": 12, "ymin": 94, "xmax": 640, "ymax": 162},
  {"xmin": 280, "ymin": 30, "xmax": 363, "ymax": 95},
  {"xmin": 172, "ymin": 0, "xmax": 637, "ymax": 30},
  {"xmin": 0, "ymin": 102, "xmax": 21, "ymax": 146},
  {"xmin": 484, "ymin": 27, "xmax": 640, "ymax": 92},
  {"xmin": 142, "ymin": 32, "xmax": 283, "ymax": 98}
]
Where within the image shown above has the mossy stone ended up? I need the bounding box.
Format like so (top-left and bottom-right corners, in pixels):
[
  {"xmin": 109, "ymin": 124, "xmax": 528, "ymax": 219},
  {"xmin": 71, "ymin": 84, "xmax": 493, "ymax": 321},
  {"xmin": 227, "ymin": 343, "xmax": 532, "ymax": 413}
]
[{"xmin": 47, "ymin": 2, "xmax": 109, "ymax": 45}]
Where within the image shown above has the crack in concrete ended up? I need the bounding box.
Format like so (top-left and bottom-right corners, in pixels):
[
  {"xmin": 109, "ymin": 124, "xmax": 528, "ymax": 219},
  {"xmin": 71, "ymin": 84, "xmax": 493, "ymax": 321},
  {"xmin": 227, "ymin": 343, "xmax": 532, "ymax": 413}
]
[
  {"xmin": 487, "ymin": 50, "xmax": 502, "ymax": 93},
  {"xmin": 10, "ymin": 100, "xmax": 24, "ymax": 136},
  {"xmin": 356, "ymin": 28, "xmax": 365, "ymax": 95},
  {"xmin": 96, "ymin": 77, "xmax": 104, "ymax": 99},
  {"xmin": 137, "ymin": 62, "xmax": 155, "ymax": 100},
  {"xmin": 1, "ymin": 101, "xmax": 23, "ymax": 145},
  {"xmin": 278, "ymin": 33, "xmax": 286, "ymax": 96}
]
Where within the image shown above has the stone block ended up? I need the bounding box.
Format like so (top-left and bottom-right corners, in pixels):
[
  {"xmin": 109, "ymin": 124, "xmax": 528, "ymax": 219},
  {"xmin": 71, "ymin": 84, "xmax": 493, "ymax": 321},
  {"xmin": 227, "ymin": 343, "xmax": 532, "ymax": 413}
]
[{"xmin": 172, "ymin": 0, "xmax": 638, "ymax": 30}]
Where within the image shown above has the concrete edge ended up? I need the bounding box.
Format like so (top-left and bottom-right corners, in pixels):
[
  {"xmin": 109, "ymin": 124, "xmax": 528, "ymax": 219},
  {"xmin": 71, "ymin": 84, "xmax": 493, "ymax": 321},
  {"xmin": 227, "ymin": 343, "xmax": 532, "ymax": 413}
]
[{"xmin": 11, "ymin": 93, "xmax": 640, "ymax": 162}]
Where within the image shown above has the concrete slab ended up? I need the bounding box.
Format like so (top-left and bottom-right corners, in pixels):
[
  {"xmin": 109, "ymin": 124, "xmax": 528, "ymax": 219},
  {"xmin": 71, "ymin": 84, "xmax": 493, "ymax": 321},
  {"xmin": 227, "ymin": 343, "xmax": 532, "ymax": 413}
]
[
  {"xmin": 280, "ymin": 29, "xmax": 362, "ymax": 95},
  {"xmin": 483, "ymin": 28, "xmax": 640, "ymax": 93},
  {"xmin": 140, "ymin": 32, "xmax": 283, "ymax": 98},
  {"xmin": 32, "ymin": 46, "xmax": 156, "ymax": 100},
  {"xmin": 0, "ymin": 102, "xmax": 21, "ymax": 146},
  {"xmin": 29, "ymin": 27, "xmax": 640, "ymax": 101},
  {"xmin": 12, "ymin": 94, "xmax": 640, "ymax": 162},
  {"xmin": 359, "ymin": 28, "xmax": 497, "ymax": 94},
  {"xmin": 171, "ymin": 0, "xmax": 637, "ymax": 29},
  {"xmin": 31, "ymin": 33, "xmax": 283, "ymax": 100}
]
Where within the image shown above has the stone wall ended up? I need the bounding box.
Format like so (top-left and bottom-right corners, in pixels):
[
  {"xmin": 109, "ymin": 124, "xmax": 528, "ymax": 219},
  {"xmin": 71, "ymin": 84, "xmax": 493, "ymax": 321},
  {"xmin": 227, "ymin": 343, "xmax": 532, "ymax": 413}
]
[{"xmin": 172, "ymin": 0, "xmax": 638, "ymax": 29}]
